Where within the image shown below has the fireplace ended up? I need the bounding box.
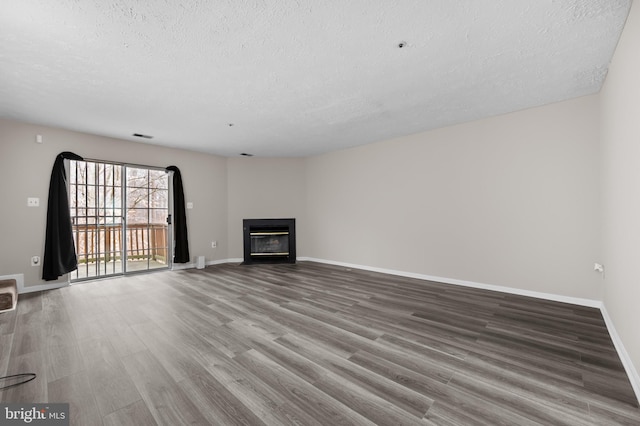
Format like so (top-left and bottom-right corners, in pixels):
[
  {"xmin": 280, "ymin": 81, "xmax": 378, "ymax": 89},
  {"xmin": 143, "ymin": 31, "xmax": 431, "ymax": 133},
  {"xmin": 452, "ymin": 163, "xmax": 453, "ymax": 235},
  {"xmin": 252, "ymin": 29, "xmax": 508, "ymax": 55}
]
[{"xmin": 243, "ymin": 218, "xmax": 296, "ymax": 264}]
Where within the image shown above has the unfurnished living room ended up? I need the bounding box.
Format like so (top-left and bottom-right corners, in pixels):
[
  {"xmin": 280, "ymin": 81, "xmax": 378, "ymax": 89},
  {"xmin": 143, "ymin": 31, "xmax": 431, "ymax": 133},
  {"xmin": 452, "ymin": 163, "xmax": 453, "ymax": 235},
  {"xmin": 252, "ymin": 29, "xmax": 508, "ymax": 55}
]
[{"xmin": 1, "ymin": 1, "xmax": 640, "ymax": 425}]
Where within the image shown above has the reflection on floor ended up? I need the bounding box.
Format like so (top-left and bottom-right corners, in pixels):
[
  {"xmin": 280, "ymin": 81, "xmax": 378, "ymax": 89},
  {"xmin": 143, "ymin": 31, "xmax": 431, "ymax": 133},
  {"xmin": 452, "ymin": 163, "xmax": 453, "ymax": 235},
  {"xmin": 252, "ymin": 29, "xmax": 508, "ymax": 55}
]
[{"xmin": 71, "ymin": 259, "xmax": 167, "ymax": 280}]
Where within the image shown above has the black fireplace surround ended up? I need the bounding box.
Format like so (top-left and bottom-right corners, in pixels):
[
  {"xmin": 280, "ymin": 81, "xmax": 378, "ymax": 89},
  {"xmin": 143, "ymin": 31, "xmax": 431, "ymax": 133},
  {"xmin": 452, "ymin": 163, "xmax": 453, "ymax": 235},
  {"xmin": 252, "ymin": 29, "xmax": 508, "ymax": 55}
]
[{"xmin": 243, "ymin": 218, "xmax": 296, "ymax": 264}]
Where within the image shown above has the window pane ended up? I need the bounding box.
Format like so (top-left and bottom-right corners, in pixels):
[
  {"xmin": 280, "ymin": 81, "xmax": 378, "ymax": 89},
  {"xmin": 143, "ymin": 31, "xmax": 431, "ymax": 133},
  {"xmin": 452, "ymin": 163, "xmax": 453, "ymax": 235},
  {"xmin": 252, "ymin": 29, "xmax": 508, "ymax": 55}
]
[
  {"xmin": 87, "ymin": 162, "xmax": 95, "ymax": 185},
  {"xmin": 150, "ymin": 209, "xmax": 167, "ymax": 223},
  {"xmin": 127, "ymin": 168, "xmax": 148, "ymax": 188},
  {"xmin": 86, "ymin": 185, "xmax": 95, "ymax": 208},
  {"xmin": 127, "ymin": 209, "xmax": 149, "ymax": 224},
  {"xmin": 127, "ymin": 187, "xmax": 148, "ymax": 209},
  {"xmin": 149, "ymin": 170, "xmax": 168, "ymax": 189},
  {"xmin": 149, "ymin": 189, "xmax": 168, "ymax": 209},
  {"xmin": 97, "ymin": 163, "xmax": 105, "ymax": 186}
]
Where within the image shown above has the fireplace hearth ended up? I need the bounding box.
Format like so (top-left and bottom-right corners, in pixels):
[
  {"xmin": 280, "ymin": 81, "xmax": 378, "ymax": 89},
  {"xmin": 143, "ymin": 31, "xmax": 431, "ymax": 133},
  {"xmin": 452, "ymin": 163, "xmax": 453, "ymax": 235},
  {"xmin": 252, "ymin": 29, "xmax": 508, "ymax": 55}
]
[{"xmin": 243, "ymin": 218, "xmax": 296, "ymax": 264}]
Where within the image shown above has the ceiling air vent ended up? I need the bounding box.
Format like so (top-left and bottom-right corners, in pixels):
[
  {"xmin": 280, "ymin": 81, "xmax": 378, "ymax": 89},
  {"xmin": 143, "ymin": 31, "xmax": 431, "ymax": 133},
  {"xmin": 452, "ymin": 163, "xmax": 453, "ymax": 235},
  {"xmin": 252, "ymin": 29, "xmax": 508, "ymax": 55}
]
[{"xmin": 133, "ymin": 133, "xmax": 153, "ymax": 139}]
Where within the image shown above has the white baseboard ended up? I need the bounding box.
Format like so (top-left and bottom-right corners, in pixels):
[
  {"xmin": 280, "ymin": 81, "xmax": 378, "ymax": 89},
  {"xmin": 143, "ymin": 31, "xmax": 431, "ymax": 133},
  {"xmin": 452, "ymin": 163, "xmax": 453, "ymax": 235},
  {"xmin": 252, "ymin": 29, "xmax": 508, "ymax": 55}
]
[
  {"xmin": 171, "ymin": 262, "xmax": 196, "ymax": 270},
  {"xmin": 214, "ymin": 258, "xmax": 243, "ymax": 265},
  {"xmin": 12, "ymin": 273, "xmax": 69, "ymax": 294},
  {"xmin": 600, "ymin": 305, "xmax": 640, "ymax": 405},
  {"xmin": 20, "ymin": 282, "xmax": 70, "ymax": 294},
  {"xmin": 298, "ymin": 257, "xmax": 601, "ymax": 307},
  {"xmin": 298, "ymin": 256, "xmax": 639, "ymax": 405},
  {"xmin": 171, "ymin": 258, "xmax": 243, "ymax": 271}
]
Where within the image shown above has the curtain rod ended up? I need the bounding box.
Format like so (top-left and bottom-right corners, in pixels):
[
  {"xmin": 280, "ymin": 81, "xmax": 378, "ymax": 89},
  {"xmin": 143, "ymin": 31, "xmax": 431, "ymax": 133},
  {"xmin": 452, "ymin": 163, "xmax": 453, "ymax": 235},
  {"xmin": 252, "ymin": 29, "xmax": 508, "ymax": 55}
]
[{"xmin": 72, "ymin": 157, "xmax": 170, "ymax": 172}]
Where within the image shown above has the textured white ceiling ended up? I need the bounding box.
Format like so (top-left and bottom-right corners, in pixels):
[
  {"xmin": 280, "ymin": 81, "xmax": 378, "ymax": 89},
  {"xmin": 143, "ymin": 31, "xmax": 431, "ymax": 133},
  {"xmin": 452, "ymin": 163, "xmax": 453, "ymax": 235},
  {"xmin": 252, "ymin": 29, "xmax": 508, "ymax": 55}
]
[{"xmin": 0, "ymin": 1, "xmax": 632, "ymax": 157}]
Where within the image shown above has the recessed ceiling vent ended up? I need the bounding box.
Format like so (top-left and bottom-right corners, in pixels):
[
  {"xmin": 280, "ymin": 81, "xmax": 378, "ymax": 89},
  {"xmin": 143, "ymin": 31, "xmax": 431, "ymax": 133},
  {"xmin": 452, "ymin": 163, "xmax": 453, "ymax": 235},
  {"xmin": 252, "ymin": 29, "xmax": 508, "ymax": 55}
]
[{"xmin": 133, "ymin": 133, "xmax": 153, "ymax": 139}]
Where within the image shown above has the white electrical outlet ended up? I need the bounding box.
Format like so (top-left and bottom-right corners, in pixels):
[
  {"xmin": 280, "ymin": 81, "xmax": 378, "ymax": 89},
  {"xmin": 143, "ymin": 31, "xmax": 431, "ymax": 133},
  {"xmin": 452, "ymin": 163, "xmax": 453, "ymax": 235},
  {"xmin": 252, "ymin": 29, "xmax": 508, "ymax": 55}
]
[
  {"xmin": 31, "ymin": 256, "xmax": 40, "ymax": 266},
  {"xmin": 594, "ymin": 263, "xmax": 604, "ymax": 273},
  {"xmin": 27, "ymin": 197, "xmax": 39, "ymax": 207},
  {"xmin": 211, "ymin": 241, "xmax": 217, "ymax": 248}
]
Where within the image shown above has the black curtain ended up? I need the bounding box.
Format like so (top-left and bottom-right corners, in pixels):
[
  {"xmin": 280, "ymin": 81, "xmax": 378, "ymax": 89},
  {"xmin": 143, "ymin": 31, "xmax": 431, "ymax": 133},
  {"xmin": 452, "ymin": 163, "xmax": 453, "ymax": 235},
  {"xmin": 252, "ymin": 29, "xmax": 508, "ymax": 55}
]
[
  {"xmin": 43, "ymin": 151, "xmax": 84, "ymax": 281},
  {"xmin": 166, "ymin": 166, "xmax": 190, "ymax": 263}
]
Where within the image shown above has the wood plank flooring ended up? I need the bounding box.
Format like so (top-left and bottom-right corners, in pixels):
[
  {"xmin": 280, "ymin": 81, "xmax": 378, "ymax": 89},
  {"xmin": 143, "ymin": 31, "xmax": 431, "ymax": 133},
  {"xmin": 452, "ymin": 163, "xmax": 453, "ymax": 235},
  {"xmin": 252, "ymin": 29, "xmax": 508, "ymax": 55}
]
[{"xmin": 1, "ymin": 261, "xmax": 639, "ymax": 425}]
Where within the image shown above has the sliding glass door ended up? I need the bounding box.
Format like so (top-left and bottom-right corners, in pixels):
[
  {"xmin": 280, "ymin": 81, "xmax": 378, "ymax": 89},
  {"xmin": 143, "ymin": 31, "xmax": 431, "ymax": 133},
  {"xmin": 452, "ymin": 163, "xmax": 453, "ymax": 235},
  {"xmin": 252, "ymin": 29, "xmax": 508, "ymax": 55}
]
[
  {"xmin": 124, "ymin": 166, "xmax": 170, "ymax": 273},
  {"xmin": 68, "ymin": 160, "xmax": 171, "ymax": 281}
]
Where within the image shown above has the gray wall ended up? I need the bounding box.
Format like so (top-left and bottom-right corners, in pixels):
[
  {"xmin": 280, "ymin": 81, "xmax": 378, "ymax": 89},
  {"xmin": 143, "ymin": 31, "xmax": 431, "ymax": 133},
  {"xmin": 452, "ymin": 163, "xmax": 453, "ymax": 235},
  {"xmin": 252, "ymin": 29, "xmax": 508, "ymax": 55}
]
[
  {"xmin": 226, "ymin": 157, "xmax": 307, "ymax": 259},
  {"xmin": 0, "ymin": 119, "xmax": 228, "ymax": 288},
  {"xmin": 601, "ymin": 0, "xmax": 640, "ymax": 389},
  {"xmin": 305, "ymin": 95, "xmax": 602, "ymax": 300}
]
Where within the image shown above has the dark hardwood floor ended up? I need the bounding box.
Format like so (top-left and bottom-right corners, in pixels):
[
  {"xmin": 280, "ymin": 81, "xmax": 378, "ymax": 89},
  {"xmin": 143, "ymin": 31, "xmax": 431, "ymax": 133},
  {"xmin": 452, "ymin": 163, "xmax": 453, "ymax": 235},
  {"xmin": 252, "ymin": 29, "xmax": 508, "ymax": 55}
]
[{"xmin": 1, "ymin": 262, "xmax": 639, "ymax": 425}]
